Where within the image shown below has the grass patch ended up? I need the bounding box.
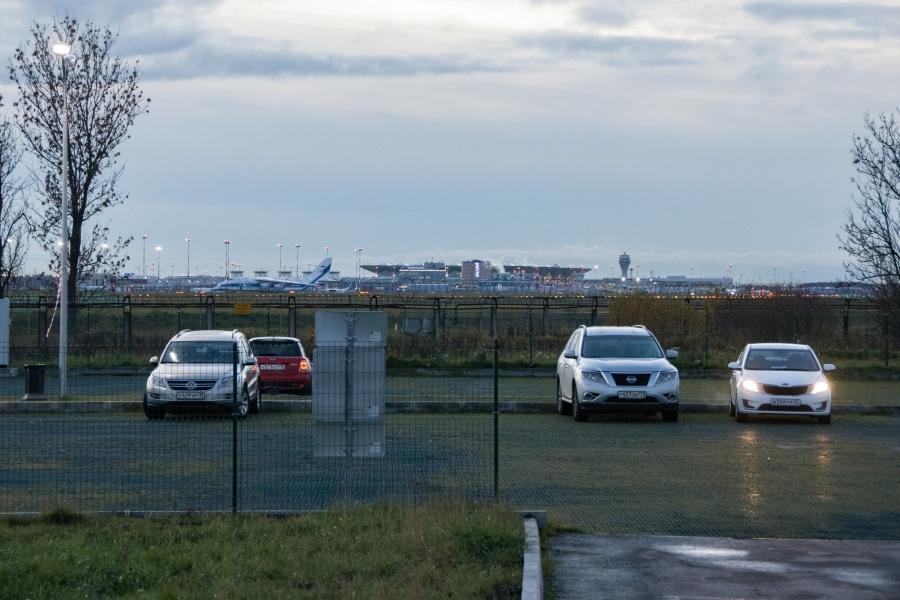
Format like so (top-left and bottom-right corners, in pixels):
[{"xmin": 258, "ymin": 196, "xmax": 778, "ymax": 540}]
[{"xmin": 0, "ymin": 503, "xmax": 523, "ymax": 599}]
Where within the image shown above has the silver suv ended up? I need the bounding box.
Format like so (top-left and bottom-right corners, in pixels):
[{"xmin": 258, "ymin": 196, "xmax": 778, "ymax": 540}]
[
  {"xmin": 556, "ymin": 325, "xmax": 680, "ymax": 422},
  {"xmin": 144, "ymin": 330, "xmax": 261, "ymax": 420}
]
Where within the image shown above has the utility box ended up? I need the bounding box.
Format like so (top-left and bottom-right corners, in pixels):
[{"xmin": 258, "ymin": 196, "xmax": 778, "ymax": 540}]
[
  {"xmin": 313, "ymin": 311, "xmax": 387, "ymax": 458},
  {"xmin": 0, "ymin": 298, "xmax": 9, "ymax": 367}
]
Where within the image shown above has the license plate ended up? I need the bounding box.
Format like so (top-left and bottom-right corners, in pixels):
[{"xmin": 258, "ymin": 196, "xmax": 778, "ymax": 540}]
[
  {"xmin": 175, "ymin": 392, "xmax": 205, "ymax": 400},
  {"xmin": 260, "ymin": 364, "xmax": 286, "ymax": 371},
  {"xmin": 771, "ymin": 397, "xmax": 801, "ymax": 406},
  {"xmin": 618, "ymin": 391, "xmax": 646, "ymax": 400}
]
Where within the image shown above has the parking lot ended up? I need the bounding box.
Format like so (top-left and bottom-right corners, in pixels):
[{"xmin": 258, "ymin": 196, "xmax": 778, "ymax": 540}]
[{"xmin": 1, "ymin": 410, "xmax": 897, "ymax": 540}]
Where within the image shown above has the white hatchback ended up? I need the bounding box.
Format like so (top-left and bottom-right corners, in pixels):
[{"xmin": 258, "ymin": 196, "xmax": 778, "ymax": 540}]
[{"xmin": 728, "ymin": 343, "xmax": 836, "ymax": 424}]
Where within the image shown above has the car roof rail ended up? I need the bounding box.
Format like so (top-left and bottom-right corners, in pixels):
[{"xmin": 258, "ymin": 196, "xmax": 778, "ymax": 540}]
[
  {"xmin": 175, "ymin": 329, "xmax": 191, "ymax": 337},
  {"xmin": 632, "ymin": 324, "xmax": 647, "ymax": 329}
]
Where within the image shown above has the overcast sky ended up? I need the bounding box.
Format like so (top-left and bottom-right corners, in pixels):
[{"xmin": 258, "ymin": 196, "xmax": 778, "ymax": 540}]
[{"xmin": 2, "ymin": 0, "xmax": 899, "ymax": 283}]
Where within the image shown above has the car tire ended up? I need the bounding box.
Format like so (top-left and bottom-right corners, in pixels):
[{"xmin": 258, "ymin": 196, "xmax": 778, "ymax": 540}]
[
  {"xmin": 143, "ymin": 395, "xmax": 164, "ymax": 420},
  {"xmin": 237, "ymin": 390, "xmax": 250, "ymax": 419},
  {"xmin": 817, "ymin": 414, "xmax": 832, "ymax": 425},
  {"xmin": 557, "ymin": 380, "xmax": 572, "ymax": 416},
  {"xmin": 250, "ymin": 389, "xmax": 261, "ymax": 414},
  {"xmin": 735, "ymin": 407, "xmax": 748, "ymax": 423},
  {"xmin": 572, "ymin": 384, "xmax": 588, "ymax": 422},
  {"xmin": 662, "ymin": 408, "xmax": 679, "ymax": 422}
]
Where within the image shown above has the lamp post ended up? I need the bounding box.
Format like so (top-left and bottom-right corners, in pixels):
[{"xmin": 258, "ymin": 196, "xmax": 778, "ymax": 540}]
[
  {"xmin": 185, "ymin": 237, "xmax": 191, "ymax": 279},
  {"xmin": 52, "ymin": 40, "xmax": 73, "ymax": 397},
  {"xmin": 142, "ymin": 234, "xmax": 148, "ymax": 277},
  {"xmin": 354, "ymin": 247, "xmax": 363, "ymax": 290},
  {"xmin": 295, "ymin": 244, "xmax": 301, "ymax": 279},
  {"xmin": 276, "ymin": 243, "xmax": 283, "ymax": 272},
  {"xmin": 155, "ymin": 246, "xmax": 162, "ymax": 282},
  {"xmin": 224, "ymin": 240, "xmax": 231, "ymax": 279}
]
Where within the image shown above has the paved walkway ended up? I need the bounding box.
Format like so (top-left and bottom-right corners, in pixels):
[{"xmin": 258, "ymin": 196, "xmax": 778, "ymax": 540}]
[{"xmin": 552, "ymin": 534, "xmax": 900, "ymax": 599}]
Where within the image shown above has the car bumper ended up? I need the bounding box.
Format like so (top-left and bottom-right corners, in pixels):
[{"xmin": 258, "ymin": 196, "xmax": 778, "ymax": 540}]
[
  {"xmin": 146, "ymin": 389, "xmax": 236, "ymax": 407},
  {"xmin": 578, "ymin": 380, "xmax": 679, "ymax": 412},
  {"xmin": 258, "ymin": 373, "xmax": 311, "ymax": 393},
  {"xmin": 739, "ymin": 393, "xmax": 831, "ymax": 416}
]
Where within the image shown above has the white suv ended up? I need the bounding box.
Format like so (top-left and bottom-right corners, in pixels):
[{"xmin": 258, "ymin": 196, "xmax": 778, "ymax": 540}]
[
  {"xmin": 144, "ymin": 330, "xmax": 261, "ymax": 420},
  {"xmin": 556, "ymin": 325, "xmax": 680, "ymax": 422}
]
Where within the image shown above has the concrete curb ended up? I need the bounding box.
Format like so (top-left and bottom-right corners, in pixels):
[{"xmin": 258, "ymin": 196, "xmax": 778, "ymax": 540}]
[
  {"xmin": 0, "ymin": 400, "xmax": 898, "ymax": 415},
  {"xmin": 521, "ymin": 517, "xmax": 543, "ymax": 600}
]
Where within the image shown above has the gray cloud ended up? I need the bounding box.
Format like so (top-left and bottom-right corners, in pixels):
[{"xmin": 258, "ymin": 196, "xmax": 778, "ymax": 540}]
[
  {"xmin": 744, "ymin": 2, "xmax": 900, "ymax": 35},
  {"xmin": 519, "ymin": 31, "xmax": 697, "ymax": 66},
  {"xmin": 139, "ymin": 41, "xmax": 506, "ymax": 80},
  {"xmin": 24, "ymin": 0, "xmax": 224, "ymax": 22},
  {"xmin": 577, "ymin": 3, "xmax": 632, "ymax": 27}
]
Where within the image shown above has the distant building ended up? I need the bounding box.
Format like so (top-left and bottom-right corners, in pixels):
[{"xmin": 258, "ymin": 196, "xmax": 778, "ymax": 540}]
[
  {"xmin": 619, "ymin": 252, "xmax": 631, "ymax": 280},
  {"xmin": 504, "ymin": 265, "xmax": 590, "ymax": 285},
  {"xmin": 461, "ymin": 260, "xmax": 492, "ymax": 284}
]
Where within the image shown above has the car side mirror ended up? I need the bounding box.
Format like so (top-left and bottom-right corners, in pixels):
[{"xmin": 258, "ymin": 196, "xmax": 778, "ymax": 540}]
[
  {"xmin": 727, "ymin": 361, "xmax": 741, "ymax": 370},
  {"xmin": 665, "ymin": 349, "xmax": 679, "ymax": 359},
  {"xmin": 149, "ymin": 356, "xmax": 158, "ymax": 367},
  {"xmin": 823, "ymin": 364, "xmax": 836, "ymax": 372},
  {"xmin": 242, "ymin": 356, "xmax": 258, "ymax": 367},
  {"xmin": 563, "ymin": 350, "xmax": 577, "ymax": 360}
]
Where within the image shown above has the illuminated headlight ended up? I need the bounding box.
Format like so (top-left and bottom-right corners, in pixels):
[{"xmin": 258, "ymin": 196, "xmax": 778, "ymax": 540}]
[
  {"xmin": 151, "ymin": 375, "xmax": 167, "ymax": 388},
  {"xmin": 811, "ymin": 381, "xmax": 829, "ymax": 394},
  {"xmin": 581, "ymin": 370, "xmax": 606, "ymax": 383},
  {"xmin": 656, "ymin": 370, "xmax": 678, "ymax": 385},
  {"xmin": 741, "ymin": 379, "xmax": 760, "ymax": 393}
]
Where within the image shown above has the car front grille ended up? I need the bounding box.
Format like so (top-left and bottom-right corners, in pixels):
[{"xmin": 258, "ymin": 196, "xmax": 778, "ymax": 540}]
[
  {"xmin": 762, "ymin": 384, "xmax": 808, "ymax": 396},
  {"xmin": 759, "ymin": 403, "xmax": 813, "ymax": 412},
  {"xmin": 168, "ymin": 379, "xmax": 218, "ymax": 391},
  {"xmin": 611, "ymin": 373, "xmax": 651, "ymax": 386}
]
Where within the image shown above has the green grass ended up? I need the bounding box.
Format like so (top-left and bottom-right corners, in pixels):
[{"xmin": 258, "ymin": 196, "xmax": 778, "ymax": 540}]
[{"xmin": 0, "ymin": 504, "xmax": 524, "ymax": 600}]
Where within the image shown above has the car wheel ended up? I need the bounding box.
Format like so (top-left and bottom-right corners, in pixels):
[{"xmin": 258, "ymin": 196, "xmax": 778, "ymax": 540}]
[
  {"xmin": 143, "ymin": 394, "xmax": 164, "ymax": 420},
  {"xmin": 237, "ymin": 390, "xmax": 250, "ymax": 419},
  {"xmin": 729, "ymin": 395, "xmax": 736, "ymax": 417},
  {"xmin": 735, "ymin": 406, "xmax": 748, "ymax": 423},
  {"xmin": 557, "ymin": 379, "xmax": 572, "ymax": 416},
  {"xmin": 817, "ymin": 414, "xmax": 832, "ymax": 425},
  {"xmin": 572, "ymin": 384, "xmax": 587, "ymax": 422},
  {"xmin": 662, "ymin": 408, "xmax": 679, "ymax": 422},
  {"xmin": 250, "ymin": 388, "xmax": 261, "ymax": 414}
]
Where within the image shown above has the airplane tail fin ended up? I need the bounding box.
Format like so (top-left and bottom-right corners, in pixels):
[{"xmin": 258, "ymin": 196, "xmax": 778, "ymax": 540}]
[{"xmin": 301, "ymin": 257, "xmax": 332, "ymax": 286}]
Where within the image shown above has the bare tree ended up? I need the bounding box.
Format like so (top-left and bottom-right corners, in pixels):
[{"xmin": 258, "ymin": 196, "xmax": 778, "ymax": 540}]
[
  {"xmin": 8, "ymin": 16, "xmax": 149, "ymax": 300},
  {"xmin": 840, "ymin": 111, "xmax": 900, "ymax": 325},
  {"xmin": 0, "ymin": 96, "xmax": 29, "ymax": 298}
]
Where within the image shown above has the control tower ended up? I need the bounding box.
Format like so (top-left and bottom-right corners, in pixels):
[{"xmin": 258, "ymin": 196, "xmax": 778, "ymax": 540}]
[{"xmin": 618, "ymin": 252, "xmax": 631, "ymax": 280}]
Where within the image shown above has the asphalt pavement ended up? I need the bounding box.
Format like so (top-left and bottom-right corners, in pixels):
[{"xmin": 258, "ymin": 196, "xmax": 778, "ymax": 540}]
[{"xmin": 552, "ymin": 533, "xmax": 900, "ymax": 599}]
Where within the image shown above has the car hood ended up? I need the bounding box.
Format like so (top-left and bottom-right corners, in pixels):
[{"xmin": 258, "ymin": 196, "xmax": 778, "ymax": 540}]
[
  {"xmin": 742, "ymin": 370, "xmax": 823, "ymax": 385},
  {"xmin": 578, "ymin": 358, "xmax": 676, "ymax": 373},
  {"xmin": 153, "ymin": 363, "xmax": 235, "ymax": 379}
]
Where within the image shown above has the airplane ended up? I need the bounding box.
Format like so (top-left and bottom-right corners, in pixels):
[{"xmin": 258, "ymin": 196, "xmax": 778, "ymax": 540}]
[{"xmin": 207, "ymin": 257, "xmax": 332, "ymax": 292}]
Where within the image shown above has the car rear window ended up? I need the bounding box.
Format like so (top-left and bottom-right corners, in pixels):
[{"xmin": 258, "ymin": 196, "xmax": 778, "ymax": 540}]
[
  {"xmin": 581, "ymin": 335, "xmax": 663, "ymax": 359},
  {"xmin": 745, "ymin": 349, "xmax": 819, "ymax": 371},
  {"xmin": 249, "ymin": 340, "xmax": 303, "ymax": 357},
  {"xmin": 162, "ymin": 341, "xmax": 234, "ymax": 364}
]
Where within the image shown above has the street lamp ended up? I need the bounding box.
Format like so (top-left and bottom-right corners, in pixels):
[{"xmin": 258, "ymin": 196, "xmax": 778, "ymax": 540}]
[
  {"xmin": 142, "ymin": 234, "xmax": 148, "ymax": 276},
  {"xmin": 155, "ymin": 246, "xmax": 162, "ymax": 282},
  {"xmin": 224, "ymin": 240, "xmax": 231, "ymax": 279},
  {"xmin": 276, "ymin": 243, "xmax": 283, "ymax": 272},
  {"xmin": 185, "ymin": 237, "xmax": 191, "ymax": 278},
  {"xmin": 354, "ymin": 247, "xmax": 363, "ymax": 290},
  {"xmin": 295, "ymin": 244, "xmax": 301, "ymax": 279},
  {"xmin": 53, "ymin": 40, "xmax": 73, "ymax": 397}
]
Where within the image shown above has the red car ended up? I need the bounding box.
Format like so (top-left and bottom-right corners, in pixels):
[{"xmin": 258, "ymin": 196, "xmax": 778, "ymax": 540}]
[{"xmin": 248, "ymin": 337, "xmax": 312, "ymax": 395}]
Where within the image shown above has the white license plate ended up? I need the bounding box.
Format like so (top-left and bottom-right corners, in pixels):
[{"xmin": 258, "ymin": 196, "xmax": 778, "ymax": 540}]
[
  {"xmin": 618, "ymin": 391, "xmax": 647, "ymax": 400},
  {"xmin": 260, "ymin": 364, "xmax": 286, "ymax": 371},
  {"xmin": 771, "ymin": 397, "xmax": 801, "ymax": 406},
  {"xmin": 175, "ymin": 392, "xmax": 205, "ymax": 400}
]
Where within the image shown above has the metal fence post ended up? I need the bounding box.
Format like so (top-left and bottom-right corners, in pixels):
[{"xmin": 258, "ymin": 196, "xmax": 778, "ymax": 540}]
[
  {"xmin": 345, "ymin": 313, "xmax": 356, "ymax": 502},
  {"xmin": 288, "ymin": 297, "xmax": 297, "ymax": 337},
  {"xmin": 843, "ymin": 300, "xmax": 850, "ymax": 344},
  {"xmin": 528, "ymin": 304, "xmax": 534, "ymax": 369},
  {"xmin": 206, "ymin": 296, "xmax": 215, "ymax": 330},
  {"xmin": 493, "ymin": 337, "xmax": 499, "ymax": 502},
  {"xmin": 591, "ymin": 296, "xmax": 598, "ymax": 326},
  {"xmin": 37, "ymin": 296, "xmax": 47, "ymax": 351},
  {"xmin": 121, "ymin": 296, "xmax": 132, "ymax": 350},
  {"xmin": 232, "ymin": 341, "xmax": 238, "ymax": 514},
  {"xmin": 704, "ymin": 306, "xmax": 709, "ymax": 368},
  {"xmin": 490, "ymin": 298, "xmax": 497, "ymax": 339},
  {"xmin": 884, "ymin": 315, "xmax": 890, "ymax": 369}
]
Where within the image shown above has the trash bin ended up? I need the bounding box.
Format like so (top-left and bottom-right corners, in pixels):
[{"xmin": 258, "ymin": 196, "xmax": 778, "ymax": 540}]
[{"xmin": 22, "ymin": 364, "xmax": 47, "ymax": 401}]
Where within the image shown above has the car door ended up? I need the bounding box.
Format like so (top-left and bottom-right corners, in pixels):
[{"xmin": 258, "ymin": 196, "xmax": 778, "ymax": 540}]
[
  {"xmin": 560, "ymin": 330, "xmax": 582, "ymax": 398},
  {"xmin": 730, "ymin": 346, "xmax": 746, "ymax": 403},
  {"xmin": 241, "ymin": 338, "xmax": 259, "ymax": 396},
  {"xmin": 558, "ymin": 331, "xmax": 577, "ymax": 398}
]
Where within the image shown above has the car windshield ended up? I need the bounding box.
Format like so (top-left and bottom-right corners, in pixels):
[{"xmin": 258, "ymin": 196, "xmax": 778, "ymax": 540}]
[
  {"xmin": 162, "ymin": 341, "xmax": 234, "ymax": 364},
  {"xmin": 249, "ymin": 340, "xmax": 302, "ymax": 357},
  {"xmin": 745, "ymin": 348, "xmax": 819, "ymax": 371},
  {"xmin": 581, "ymin": 335, "xmax": 663, "ymax": 359}
]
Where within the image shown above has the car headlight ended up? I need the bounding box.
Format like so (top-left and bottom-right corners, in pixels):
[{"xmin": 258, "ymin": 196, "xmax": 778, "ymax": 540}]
[
  {"xmin": 741, "ymin": 379, "xmax": 759, "ymax": 393},
  {"xmin": 581, "ymin": 370, "xmax": 606, "ymax": 383},
  {"xmin": 151, "ymin": 374, "xmax": 167, "ymax": 388},
  {"xmin": 656, "ymin": 370, "xmax": 678, "ymax": 385},
  {"xmin": 811, "ymin": 381, "xmax": 829, "ymax": 394},
  {"xmin": 219, "ymin": 375, "xmax": 237, "ymax": 388}
]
